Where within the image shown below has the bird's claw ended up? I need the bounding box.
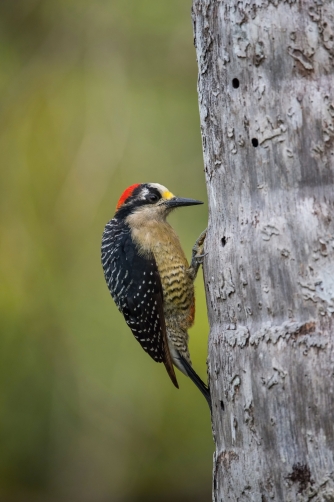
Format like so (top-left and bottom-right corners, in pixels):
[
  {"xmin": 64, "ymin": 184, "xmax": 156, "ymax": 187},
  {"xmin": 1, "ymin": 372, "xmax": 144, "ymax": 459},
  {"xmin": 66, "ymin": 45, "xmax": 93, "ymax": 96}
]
[
  {"xmin": 192, "ymin": 229, "xmax": 207, "ymax": 258},
  {"xmin": 194, "ymin": 251, "xmax": 207, "ymax": 265},
  {"xmin": 189, "ymin": 229, "xmax": 207, "ymax": 279}
]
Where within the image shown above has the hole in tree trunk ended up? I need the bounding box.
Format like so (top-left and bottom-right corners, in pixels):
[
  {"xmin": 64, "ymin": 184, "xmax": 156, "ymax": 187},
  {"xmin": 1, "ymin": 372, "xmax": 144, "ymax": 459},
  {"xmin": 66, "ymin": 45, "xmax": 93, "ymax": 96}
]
[{"xmin": 232, "ymin": 78, "xmax": 240, "ymax": 88}]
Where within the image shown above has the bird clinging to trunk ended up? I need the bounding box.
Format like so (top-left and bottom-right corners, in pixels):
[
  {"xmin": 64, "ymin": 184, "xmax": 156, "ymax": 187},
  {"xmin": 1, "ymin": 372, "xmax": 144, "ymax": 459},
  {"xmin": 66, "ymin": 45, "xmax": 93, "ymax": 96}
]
[{"xmin": 101, "ymin": 182, "xmax": 210, "ymax": 409}]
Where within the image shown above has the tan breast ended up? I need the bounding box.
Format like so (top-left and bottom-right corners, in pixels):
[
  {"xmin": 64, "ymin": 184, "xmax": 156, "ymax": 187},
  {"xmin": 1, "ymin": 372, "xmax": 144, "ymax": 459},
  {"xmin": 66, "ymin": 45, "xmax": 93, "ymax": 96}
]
[{"xmin": 128, "ymin": 215, "xmax": 195, "ymax": 327}]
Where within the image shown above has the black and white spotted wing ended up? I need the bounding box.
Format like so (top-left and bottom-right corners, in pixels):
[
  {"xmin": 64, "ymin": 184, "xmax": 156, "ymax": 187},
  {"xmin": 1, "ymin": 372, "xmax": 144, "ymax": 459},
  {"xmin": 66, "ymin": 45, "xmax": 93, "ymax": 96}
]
[{"xmin": 101, "ymin": 218, "xmax": 166, "ymax": 363}]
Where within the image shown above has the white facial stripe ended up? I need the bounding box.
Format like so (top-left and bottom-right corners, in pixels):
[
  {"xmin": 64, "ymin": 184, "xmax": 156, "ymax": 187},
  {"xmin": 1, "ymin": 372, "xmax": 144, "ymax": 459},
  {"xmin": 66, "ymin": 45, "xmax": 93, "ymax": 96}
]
[
  {"xmin": 148, "ymin": 183, "xmax": 174, "ymax": 200},
  {"xmin": 148, "ymin": 183, "xmax": 169, "ymax": 193},
  {"xmin": 140, "ymin": 187, "xmax": 150, "ymax": 200}
]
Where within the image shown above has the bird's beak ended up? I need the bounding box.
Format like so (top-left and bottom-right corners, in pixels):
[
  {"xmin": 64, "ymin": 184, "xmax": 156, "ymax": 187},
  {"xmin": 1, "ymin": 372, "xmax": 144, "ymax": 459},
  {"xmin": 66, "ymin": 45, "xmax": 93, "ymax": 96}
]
[{"xmin": 164, "ymin": 197, "xmax": 203, "ymax": 208}]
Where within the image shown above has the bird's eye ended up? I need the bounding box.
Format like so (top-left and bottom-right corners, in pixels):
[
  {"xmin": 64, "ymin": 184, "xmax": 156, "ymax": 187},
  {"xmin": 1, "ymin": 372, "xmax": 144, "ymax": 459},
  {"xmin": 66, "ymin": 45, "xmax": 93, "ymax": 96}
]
[{"xmin": 148, "ymin": 193, "xmax": 159, "ymax": 203}]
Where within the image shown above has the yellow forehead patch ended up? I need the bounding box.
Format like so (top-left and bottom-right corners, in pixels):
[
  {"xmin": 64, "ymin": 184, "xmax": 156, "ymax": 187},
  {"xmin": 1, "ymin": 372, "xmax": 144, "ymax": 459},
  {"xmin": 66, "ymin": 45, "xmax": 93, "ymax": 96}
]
[{"xmin": 162, "ymin": 190, "xmax": 174, "ymax": 200}]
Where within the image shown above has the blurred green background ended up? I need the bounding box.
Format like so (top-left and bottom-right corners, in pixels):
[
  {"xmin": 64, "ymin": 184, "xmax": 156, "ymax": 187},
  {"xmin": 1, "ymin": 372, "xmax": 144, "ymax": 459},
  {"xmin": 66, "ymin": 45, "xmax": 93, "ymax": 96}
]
[{"xmin": 0, "ymin": 1, "xmax": 211, "ymax": 501}]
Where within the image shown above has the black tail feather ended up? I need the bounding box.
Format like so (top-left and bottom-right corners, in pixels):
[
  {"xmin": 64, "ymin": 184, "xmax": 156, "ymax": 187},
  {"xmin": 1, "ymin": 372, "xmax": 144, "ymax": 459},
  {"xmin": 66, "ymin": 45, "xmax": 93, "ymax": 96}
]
[{"xmin": 178, "ymin": 352, "xmax": 212, "ymax": 411}]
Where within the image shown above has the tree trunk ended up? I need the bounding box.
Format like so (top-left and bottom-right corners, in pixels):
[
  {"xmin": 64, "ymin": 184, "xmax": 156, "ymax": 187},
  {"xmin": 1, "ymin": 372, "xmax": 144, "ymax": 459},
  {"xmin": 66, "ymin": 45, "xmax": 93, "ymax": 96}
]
[{"xmin": 192, "ymin": 1, "xmax": 334, "ymax": 500}]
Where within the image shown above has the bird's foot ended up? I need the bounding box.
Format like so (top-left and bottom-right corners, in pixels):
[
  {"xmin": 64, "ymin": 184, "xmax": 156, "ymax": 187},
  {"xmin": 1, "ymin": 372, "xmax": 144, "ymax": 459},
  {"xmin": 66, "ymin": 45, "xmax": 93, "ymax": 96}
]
[{"xmin": 189, "ymin": 229, "xmax": 207, "ymax": 279}]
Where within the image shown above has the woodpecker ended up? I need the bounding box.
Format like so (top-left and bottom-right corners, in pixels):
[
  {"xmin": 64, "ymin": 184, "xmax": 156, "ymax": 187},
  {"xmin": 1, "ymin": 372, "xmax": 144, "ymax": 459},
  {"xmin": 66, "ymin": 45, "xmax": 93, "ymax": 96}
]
[{"xmin": 101, "ymin": 183, "xmax": 211, "ymax": 409}]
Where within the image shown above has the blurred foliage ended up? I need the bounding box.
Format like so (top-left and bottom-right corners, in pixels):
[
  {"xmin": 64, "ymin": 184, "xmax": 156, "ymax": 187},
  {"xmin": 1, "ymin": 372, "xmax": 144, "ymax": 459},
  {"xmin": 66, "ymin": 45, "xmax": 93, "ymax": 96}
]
[{"xmin": 0, "ymin": 1, "xmax": 211, "ymax": 501}]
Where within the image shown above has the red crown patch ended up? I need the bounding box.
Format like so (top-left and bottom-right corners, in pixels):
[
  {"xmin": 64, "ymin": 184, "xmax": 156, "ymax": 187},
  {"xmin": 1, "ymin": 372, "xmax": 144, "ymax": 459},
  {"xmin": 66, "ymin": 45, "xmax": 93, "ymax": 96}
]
[{"xmin": 116, "ymin": 183, "xmax": 141, "ymax": 209}]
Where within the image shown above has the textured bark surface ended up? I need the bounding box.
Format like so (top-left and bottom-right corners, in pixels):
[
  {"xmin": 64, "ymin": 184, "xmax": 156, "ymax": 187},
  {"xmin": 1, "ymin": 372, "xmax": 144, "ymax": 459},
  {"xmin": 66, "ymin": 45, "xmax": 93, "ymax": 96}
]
[{"xmin": 192, "ymin": 1, "xmax": 334, "ymax": 500}]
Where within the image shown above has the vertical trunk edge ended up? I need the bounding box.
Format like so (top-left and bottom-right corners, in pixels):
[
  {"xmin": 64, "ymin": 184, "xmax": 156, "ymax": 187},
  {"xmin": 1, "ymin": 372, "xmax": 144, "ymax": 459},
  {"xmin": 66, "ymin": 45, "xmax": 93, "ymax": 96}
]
[{"xmin": 192, "ymin": 1, "xmax": 334, "ymax": 500}]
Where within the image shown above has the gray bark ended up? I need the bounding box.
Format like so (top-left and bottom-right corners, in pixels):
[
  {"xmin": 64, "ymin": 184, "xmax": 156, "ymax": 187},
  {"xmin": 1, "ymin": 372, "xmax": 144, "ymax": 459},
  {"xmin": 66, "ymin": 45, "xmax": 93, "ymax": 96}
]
[{"xmin": 192, "ymin": 1, "xmax": 334, "ymax": 500}]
